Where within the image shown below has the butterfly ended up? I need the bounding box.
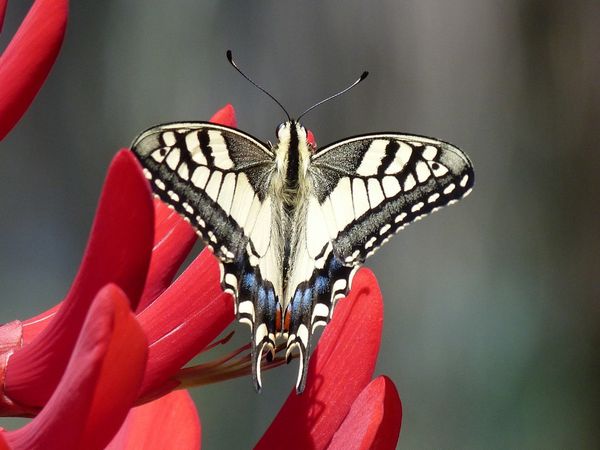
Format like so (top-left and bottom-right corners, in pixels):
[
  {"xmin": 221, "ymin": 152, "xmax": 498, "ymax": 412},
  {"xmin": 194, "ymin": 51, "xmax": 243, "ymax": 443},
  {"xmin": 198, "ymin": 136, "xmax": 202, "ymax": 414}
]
[{"xmin": 130, "ymin": 52, "xmax": 474, "ymax": 393}]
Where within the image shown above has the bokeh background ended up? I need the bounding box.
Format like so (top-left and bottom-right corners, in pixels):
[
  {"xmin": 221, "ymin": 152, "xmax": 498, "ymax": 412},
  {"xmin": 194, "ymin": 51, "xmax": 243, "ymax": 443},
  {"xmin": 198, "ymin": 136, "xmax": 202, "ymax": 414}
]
[{"xmin": 1, "ymin": 1, "xmax": 599, "ymax": 448}]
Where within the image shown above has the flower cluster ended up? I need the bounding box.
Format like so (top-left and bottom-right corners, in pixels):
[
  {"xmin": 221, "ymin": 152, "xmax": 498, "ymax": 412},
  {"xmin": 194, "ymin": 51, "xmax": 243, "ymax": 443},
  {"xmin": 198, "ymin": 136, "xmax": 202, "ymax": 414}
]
[{"xmin": 0, "ymin": 1, "xmax": 402, "ymax": 448}]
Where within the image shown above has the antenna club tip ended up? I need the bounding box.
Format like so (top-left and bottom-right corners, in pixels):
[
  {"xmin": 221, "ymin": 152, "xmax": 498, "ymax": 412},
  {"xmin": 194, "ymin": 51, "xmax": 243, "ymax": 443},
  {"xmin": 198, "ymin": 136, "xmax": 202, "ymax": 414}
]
[
  {"xmin": 360, "ymin": 71, "xmax": 369, "ymax": 80},
  {"xmin": 226, "ymin": 50, "xmax": 233, "ymax": 61}
]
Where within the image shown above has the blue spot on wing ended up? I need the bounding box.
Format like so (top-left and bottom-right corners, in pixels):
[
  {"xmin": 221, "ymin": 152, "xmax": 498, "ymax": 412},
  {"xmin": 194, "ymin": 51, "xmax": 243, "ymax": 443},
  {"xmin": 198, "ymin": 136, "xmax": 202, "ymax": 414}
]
[
  {"xmin": 314, "ymin": 275, "xmax": 329, "ymax": 295},
  {"xmin": 242, "ymin": 272, "xmax": 257, "ymax": 291}
]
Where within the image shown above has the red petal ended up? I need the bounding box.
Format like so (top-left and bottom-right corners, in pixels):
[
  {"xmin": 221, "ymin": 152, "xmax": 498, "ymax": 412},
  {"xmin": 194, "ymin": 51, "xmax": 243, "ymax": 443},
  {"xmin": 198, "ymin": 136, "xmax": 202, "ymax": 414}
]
[
  {"xmin": 0, "ymin": 433, "xmax": 9, "ymax": 450},
  {"xmin": 0, "ymin": 0, "xmax": 7, "ymax": 33},
  {"xmin": 4, "ymin": 151, "xmax": 154, "ymax": 408},
  {"xmin": 307, "ymin": 130, "xmax": 316, "ymax": 148},
  {"xmin": 21, "ymin": 304, "xmax": 60, "ymax": 345},
  {"xmin": 5, "ymin": 284, "xmax": 147, "ymax": 450},
  {"xmin": 256, "ymin": 269, "xmax": 383, "ymax": 450},
  {"xmin": 106, "ymin": 390, "xmax": 200, "ymax": 450},
  {"xmin": 0, "ymin": 321, "xmax": 25, "ymax": 415},
  {"xmin": 0, "ymin": 0, "xmax": 68, "ymax": 140},
  {"xmin": 137, "ymin": 200, "xmax": 197, "ymax": 311},
  {"xmin": 327, "ymin": 376, "xmax": 402, "ymax": 450},
  {"xmin": 209, "ymin": 103, "xmax": 238, "ymax": 128},
  {"xmin": 137, "ymin": 105, "xmax": 238, "ymax": 310},
  {"xmin": 79, "ymin": 286, "xmax": 149, "ymax": 450},
  {"xmin": 137, "ymin": 248, "xmax": 234, "ymax": 399},
  {"xmin": 0, "ymin": 321, "xmax": 22, "ymax": 355}
]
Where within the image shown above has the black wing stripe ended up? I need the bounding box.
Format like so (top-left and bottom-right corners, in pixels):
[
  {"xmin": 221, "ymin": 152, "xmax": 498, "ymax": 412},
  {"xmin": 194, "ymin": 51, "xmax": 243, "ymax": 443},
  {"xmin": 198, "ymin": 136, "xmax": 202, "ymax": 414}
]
[
  {"xmin": 377, "ymin": 140, "xmax": 400, "ymax": 176},
  {"xmin": 198, "ymin": 129, "xmax": 216, "ymax": 166}
]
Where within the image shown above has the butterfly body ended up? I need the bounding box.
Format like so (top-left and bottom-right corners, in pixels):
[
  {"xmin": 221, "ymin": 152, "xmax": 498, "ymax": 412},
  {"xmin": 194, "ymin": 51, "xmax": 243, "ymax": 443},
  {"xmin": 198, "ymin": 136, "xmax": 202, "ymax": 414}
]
[{"xmin": 131, "ymin": 117, "xmax": 474, "ymax": 393}]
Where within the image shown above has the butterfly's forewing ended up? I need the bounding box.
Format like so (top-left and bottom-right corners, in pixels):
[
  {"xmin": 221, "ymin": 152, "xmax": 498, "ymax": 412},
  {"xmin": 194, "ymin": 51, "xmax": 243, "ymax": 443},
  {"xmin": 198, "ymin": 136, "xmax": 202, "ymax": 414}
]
[
  {"xmin": 131, "ymin": 123, "xmax": 281, "ymax": 390},
  {"xmin": 311, "ymin": 134, "xmax": 474, "ymax": 263},
  {"xmin": 285, "ymin": 133, "xmax": 474, "ymax": 390}
]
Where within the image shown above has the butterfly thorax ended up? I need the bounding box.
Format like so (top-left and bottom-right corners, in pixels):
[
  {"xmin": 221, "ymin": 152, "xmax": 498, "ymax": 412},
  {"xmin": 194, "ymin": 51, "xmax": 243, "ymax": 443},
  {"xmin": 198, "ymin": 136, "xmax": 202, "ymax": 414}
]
[{"xmin": 273, "ymin": 121, "xmax": 310, "ymax": 206}]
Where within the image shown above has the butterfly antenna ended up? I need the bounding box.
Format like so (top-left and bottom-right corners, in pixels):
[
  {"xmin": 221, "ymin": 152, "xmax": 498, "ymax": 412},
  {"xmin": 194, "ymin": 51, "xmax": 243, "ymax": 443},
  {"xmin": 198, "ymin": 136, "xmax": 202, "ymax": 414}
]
[
  {"xmin": 297, "ymin": 71, "xmax": 369, "ymax": 122},
  {"xmin": 227, "ymin": 50, "xmax": 291, "ymax": 121}
]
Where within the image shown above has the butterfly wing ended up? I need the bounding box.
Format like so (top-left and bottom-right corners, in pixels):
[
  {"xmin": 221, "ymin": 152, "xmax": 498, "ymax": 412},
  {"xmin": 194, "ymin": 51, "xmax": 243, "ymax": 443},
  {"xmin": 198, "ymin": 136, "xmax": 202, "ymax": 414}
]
[
  {"xmin": 131, "ymin": 122, "xmax": 280, "ymax": 390},
  {"xmin": 287, "ymin": 133, "xmax": 474, "ymax": 391},
  {"xmin": 311, "ymin": 133, "xmax": 474, "ymax": 263}
]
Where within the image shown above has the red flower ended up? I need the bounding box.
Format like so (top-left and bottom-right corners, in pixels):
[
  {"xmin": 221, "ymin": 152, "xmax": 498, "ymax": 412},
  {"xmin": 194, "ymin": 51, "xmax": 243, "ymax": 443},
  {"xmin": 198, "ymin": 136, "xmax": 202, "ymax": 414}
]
[
  {"xmin": 2, "ymin": 284, "xmax": 148, "ymax": 449},
  {"xmin": 0, "ymin": 105, "xmax": 237, "ymax": 417},
  {"xmin": 0, "ymin": 10, "xmax": 403, "ymax": 437},
  {"xmin": 106, "ymin": 390, "xmax": 201, "ymax": 449},
  {"xmin": 0, "ymin": 103, "xmax": 403, "ymax": 447},
  {"xmin": 0, "ymin": 3, "xmax": 404, "ymax": 448},
  {"xmin": 0, "ymin": 284, "xmax": 200, "ymax": 450},
  {"xmin": 0, "ymin": 0, "xmax": 68, "ymax": 141}
]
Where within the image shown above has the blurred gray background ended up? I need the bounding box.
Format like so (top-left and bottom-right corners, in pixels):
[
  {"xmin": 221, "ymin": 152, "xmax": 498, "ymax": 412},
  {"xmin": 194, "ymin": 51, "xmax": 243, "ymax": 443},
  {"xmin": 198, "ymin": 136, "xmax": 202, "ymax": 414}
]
[{"xmin": 1, "ymin": 1, "xmax": 599, "ymax": 448}]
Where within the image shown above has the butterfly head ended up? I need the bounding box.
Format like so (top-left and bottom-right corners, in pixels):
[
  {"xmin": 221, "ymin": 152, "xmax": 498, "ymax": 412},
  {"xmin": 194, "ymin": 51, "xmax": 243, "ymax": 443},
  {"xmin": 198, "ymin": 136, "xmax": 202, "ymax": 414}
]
[
  {"xmin": 275, "ymin": 121, "xmax": 313, "ymax": 155},
  {"xmin": 275, "ymin": 120, "xmax": 308, "ymax": 143},
  {"xmin": 273, "ymin": 121, "xmax": 313, "ymax": 180}
]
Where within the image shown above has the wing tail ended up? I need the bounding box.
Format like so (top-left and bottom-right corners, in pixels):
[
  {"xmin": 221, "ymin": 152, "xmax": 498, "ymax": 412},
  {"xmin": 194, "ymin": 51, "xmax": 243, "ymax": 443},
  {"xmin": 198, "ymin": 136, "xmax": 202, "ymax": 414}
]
[
  {"xmin": 236, "ymin": 264, "xmax": 279, "ymax": 393},
  {"xmin": 285, "ymin": 253, "xmax": 356, "ymax": 393}
]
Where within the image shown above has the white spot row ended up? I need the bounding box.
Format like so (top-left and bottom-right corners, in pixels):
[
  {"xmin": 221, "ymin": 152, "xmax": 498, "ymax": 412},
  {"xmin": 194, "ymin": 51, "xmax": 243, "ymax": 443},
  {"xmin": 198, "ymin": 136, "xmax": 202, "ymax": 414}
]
[
  {"xmin": 365, "ymin": 236, "xmax": 377, "ymax": 249},
  {"xmin": 428, "ymin": 193, "xmax": 440, "ymax": 203},
  {"xmin": 394, "ymin": 211, "xmax": 406, "ymax": 223},
  {"xmin": 411, "ymin": 202, "xmax": 424, "ymax": 213},
  {"xmin": 460, "ymin": 174, "xmax": 469, "ymax": 187}
]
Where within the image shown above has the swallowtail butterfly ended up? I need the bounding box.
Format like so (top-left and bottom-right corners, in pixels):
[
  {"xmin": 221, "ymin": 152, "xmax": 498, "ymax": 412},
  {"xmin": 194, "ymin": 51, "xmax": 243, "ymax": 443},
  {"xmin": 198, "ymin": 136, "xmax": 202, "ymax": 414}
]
[{"xmin": 131, "ymin": 51, "xmax": 474, "ymax": 393}]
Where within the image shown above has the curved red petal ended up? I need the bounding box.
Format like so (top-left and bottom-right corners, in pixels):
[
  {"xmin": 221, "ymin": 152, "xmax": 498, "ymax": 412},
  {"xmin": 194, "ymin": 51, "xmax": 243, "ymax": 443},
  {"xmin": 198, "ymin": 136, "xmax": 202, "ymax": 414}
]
[
  {"xmin": 5, "ymin": 284, "xmax": 147, "ymax": 450},
  {"xmin": 79, "ymin": 285, "xmax": 149, "ymax": 450},
  {"xmin": 327, "ymin": 376, "xmax": 402, "ymax": 450},
  {"xmin": 368, "ymin": 377, "xmax": 402, "ymax": 450},
  {"xmin": 0, "ymin": 320, "xmax": 23, "ymax": 416},
  {"xmin": 0, "ymin": 0, "xmax": 68, "ymax": 141},
  {"xmin": 106, "ymin": 390, "xmax": 200, "ymax": 450},
  {"xmin": 137, "ymin": 105, "xmax": 238, "ymax": 310},
  {"xmin": 307, "ymin": 130, "xmax": 316, "ymax": 148},
  {"xmin": 0, "ymin": 433, "xmax": 9, "ymax": 450},
  {"xmin": 137, "ymin": 248, "xmax": 234, "ymax": 399},
  {"xmin": 137, "ymin": 200, "xmax": 196, "ymax": 311},
  {"xmin": 0, "ymin": 321, "xmax": 22, "ymax": 355},
  {"xmin": 209, "ymin": 103, "xmax": 238, "ymax": 128},
  {"xmin": 256, "ymin": 269, "xmax": 383, "ymax": 450},
  {"xmin": 0, "ymin": 321, "xmax": 25, "ymax": 415},
  {"xmin": 21, "ymin": 304, "xmax": 60, "ymax": 345},
  {"xmin": 5, "ymin": 151, "xmax": 154, "ymax": 408},
  {"xmin": 0, "ymin": 0, "xmax": 7, "ymax": 33}
]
